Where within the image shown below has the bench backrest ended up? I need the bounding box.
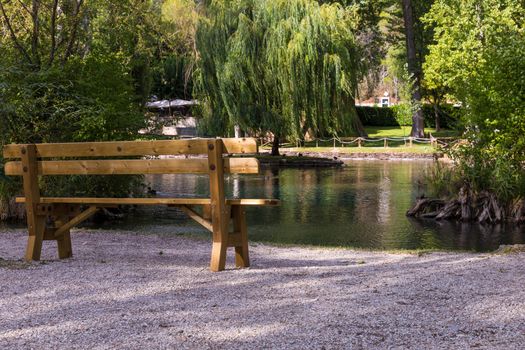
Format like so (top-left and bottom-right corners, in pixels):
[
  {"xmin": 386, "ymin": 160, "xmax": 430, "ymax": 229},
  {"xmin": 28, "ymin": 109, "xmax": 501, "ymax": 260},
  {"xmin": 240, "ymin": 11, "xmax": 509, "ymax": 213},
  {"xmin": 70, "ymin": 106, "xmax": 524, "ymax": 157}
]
[
  {"xmin": 3, "ymin": 138, "xmax": 259, "ymax": 176},
  {"xmin": 3, "ymin": 138, "xmax": 259, "ymax": 229}
]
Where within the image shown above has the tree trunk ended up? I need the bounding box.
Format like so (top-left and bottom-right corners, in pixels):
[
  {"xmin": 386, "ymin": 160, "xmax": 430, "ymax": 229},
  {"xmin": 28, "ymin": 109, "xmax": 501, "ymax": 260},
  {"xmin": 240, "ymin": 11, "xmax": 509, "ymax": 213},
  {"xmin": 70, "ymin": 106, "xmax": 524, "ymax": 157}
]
[
  {"xmin": 353, "ymin": 116, "xmax": 369, "ymax": 137},
  {"xmin": 271, "ymin": 136, "xmax": 280, "ymax": 156},
  {"xmin": 402, "ymin": 0, "xmax": 424, "ymax": 138}
]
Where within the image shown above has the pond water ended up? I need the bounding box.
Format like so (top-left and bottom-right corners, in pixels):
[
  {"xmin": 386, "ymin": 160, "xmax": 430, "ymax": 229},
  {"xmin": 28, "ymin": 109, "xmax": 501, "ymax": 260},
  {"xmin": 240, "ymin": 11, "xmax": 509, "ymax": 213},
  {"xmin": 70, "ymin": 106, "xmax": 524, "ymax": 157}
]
[{"xmin": 96, "ymin": 160, "xmax": 524, "ymax": 252}]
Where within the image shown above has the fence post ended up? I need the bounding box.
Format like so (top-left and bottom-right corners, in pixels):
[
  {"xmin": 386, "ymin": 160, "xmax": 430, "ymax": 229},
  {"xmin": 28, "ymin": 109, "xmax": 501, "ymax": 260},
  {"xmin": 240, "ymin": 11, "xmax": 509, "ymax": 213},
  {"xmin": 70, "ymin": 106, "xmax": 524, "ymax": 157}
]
[
  {"xmin": 358, "ymin": 138, "xmax": 362, "ymax": 148},
  {"xmin": 384, "ymin": 139, "xmax": 388, "ymax": 148},
  {"xmin": 409, "ymin": 137, "xmax": 413, "ymax": 147}
]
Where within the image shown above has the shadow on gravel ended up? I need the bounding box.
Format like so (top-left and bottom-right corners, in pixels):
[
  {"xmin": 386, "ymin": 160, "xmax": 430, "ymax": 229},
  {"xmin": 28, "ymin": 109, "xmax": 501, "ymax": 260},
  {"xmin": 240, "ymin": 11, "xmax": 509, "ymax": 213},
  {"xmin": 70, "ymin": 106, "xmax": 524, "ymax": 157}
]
[
  {"xmin": 0, "ymin": 258, "xmax": 32, "ymax": 270},
  {"xmin": 0, "ymin": 234, "xmax": 524, "ymax": 349}
]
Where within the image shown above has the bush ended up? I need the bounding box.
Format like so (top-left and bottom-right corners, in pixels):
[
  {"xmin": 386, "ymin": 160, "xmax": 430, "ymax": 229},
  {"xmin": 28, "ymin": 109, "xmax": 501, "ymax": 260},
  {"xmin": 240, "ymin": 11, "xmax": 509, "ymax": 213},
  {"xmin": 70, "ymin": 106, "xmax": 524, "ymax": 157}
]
[
  {"xmin": 357, "ymin": 104, "xmax": 460, "ymax": 129},
  {"xmin": 0, "ymin": 55, "xmax": 146, "ymax": 216}
]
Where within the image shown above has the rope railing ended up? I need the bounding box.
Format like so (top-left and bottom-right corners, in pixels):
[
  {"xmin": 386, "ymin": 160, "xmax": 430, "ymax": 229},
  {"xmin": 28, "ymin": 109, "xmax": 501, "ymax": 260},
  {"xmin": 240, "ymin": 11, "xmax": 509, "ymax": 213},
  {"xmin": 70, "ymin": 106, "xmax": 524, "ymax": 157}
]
[
  {"xmin": 175, "ymin": 135, "xmax": 459, "ymax": 149},
  {"xmin": 264, "ymin": 135, "xmax": 460, "ymax": 149}
]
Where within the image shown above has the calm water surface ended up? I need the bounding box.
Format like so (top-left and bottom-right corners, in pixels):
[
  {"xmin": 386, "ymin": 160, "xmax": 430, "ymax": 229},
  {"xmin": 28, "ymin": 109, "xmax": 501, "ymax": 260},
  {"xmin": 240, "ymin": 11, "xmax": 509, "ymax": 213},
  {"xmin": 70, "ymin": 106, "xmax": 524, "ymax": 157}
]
[{"xmin": 96, "ymin": 160, "xmax": 525, "ymax": 252}]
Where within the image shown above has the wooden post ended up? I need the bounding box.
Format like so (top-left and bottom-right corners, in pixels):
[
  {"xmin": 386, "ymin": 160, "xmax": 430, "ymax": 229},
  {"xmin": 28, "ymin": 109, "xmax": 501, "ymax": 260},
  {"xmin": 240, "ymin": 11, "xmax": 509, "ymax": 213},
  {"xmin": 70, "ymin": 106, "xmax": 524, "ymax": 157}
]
[
  {"xmin": 384, "ymin": 139, "xmax": 388, "ymax": 148},
  {"xmin": 232, "ymin": 205, "xmax": 249, "ymax": 267},
  {"xmin": 20, "ymin": 144, "xmax": 46, "ymax": 261},
  {"xmin": 207, "ymin": 139, "xmax": 229, "ymax": 271},
  {"xmin": 409, "ymin": 137, "xmax": 413, "ymax": 147},
  {"xmin": 358, "ymin": 138, "xmax": 362, "ymax": 148}
]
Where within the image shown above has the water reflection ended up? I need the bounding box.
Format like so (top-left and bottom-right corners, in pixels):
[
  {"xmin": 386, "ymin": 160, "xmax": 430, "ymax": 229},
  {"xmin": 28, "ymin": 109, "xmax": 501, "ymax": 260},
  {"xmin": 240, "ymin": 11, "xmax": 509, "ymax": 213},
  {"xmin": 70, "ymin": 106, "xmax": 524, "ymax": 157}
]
[{"xmin": 99, "ymin": 160, "xmax": 524, "ymax": 252}]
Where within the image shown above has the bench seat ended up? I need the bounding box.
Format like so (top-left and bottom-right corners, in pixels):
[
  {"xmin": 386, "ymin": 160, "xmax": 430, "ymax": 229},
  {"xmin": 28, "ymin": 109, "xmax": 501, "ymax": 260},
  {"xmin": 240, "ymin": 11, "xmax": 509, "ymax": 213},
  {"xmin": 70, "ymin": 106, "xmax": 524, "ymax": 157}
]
[{"xmin": 15, "ymin": 197, "xmax": 280, "ymax": 206}]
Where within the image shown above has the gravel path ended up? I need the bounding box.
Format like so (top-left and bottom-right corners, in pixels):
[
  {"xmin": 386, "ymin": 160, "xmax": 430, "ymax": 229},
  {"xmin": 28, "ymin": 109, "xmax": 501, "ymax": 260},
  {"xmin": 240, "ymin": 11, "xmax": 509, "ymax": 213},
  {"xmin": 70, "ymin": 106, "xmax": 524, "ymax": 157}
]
[{"xmin": 0, "ymin": 229, "xmax": 524, "ymax": 349}]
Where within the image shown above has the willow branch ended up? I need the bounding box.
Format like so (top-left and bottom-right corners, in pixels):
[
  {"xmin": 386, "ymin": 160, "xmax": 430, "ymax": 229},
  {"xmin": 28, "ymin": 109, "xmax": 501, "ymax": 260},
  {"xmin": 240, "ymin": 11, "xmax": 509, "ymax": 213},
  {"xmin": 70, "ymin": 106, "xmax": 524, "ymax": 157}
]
[{"xmin": 0, "ymin": 0, "xmax": 33, "ymax": 64}]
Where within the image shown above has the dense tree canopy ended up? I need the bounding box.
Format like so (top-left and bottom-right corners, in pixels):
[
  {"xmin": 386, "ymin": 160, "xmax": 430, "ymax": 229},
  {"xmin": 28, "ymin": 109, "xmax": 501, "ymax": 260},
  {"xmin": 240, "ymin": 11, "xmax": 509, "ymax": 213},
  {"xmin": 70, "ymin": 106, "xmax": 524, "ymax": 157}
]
[
  {"xmin": 0, "ymin": 0, "xmax": 177, "ymax": 200},
  {"xmin": 195, "ymin": 0, "xmax": 364, "ymax": 154},
  {"xmin": 0, "ymin": 0, "xmax": 175, "ymax": 144},
  {"xmin": 424, "ymin": 0, "xmax": 525, "ymax": 200}
]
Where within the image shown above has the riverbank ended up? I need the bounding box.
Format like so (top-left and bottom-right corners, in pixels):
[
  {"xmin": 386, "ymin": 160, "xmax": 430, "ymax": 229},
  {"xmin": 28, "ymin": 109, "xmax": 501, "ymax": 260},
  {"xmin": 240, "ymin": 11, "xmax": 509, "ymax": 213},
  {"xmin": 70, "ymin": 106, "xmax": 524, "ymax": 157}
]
[
  {"xmin": 1, "ymin": 229, "xmax": 523, "ymax": 349},
  {"xmin": 270, "ymin": 145, "xmax": 444, "ymax": 161}
]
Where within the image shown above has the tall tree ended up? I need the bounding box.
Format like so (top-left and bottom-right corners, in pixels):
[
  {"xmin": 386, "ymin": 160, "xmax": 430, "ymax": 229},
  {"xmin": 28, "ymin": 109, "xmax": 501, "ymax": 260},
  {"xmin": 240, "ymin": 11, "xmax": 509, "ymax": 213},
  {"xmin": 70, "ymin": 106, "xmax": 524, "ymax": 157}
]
[
  {"xmin": 195, "ymin": 0, "xmax": 363, "ymax": 155},
  {"xmin": 401, "ymin": 0, "xmax": 424, "ymax": 137}
]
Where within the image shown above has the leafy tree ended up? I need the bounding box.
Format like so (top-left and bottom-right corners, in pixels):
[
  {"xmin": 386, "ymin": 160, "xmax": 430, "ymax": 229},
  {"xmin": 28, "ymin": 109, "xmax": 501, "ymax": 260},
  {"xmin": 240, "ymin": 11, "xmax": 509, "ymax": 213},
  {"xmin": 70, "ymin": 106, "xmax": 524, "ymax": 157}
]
[
  {"xmin": 0, "ymin": 1, "xmax": 176, "ymax": 217},
  {"xmin": 424, "ymin": 0, "xmax": 525, "ymax": 201},
  {"xmin": 195, "ymin": 0, "xmax": 364, "ymax": 155}
]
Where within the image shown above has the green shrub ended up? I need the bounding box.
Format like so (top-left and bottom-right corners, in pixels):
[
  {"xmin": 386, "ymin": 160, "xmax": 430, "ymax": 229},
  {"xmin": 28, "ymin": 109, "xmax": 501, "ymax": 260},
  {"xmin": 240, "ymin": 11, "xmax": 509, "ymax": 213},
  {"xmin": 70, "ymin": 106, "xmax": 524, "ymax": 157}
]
[
  {"xmin": 0, "ymin": 54, "xmax": 146, "ymax": 211},
  {"xmin": 357, "ymin": 105, "xmax": 460, "ymax": 129},
  {"xmin": 424, "ymin": 0, "xmax": 525, "ymax": 202}
]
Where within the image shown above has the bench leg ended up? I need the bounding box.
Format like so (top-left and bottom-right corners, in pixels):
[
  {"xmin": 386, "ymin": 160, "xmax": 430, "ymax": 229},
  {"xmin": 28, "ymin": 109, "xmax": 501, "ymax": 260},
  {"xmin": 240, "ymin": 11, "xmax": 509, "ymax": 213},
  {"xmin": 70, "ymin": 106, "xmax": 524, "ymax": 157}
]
[
  {"xmin": 25, "ymin": 215, "xmax": 46, "ymax": 261},
  {"xmin": 210, "ymin": 241, "xmax": 228, "ymax": 272},
  {"xmin": 55, "ymin": 216, "xmax": 73, "ymax": 259},
  {"xmin": 210, "ymin": 205, "xmax": 230, "ymax": 272},
  {"xmin": 232, "ymin": 205, "xmax": 250, "ymax": 268}
]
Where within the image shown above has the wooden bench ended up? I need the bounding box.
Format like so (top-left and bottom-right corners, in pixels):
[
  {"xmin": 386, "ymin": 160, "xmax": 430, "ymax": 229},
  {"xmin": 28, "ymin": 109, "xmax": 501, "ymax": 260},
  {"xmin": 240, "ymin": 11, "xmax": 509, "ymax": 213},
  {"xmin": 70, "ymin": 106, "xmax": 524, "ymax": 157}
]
[{"xmin": 3, "ymin": 138, "xmax": 279, "ymax": 271}]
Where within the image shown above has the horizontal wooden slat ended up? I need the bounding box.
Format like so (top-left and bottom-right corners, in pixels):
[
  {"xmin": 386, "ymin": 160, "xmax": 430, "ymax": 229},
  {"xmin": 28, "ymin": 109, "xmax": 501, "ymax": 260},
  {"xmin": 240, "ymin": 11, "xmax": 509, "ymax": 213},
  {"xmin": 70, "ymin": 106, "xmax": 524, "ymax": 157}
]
[
  {"xmin": 15, "ymin": 197, "xmax": 281, "ymax": 206},
  {"xmin": 17, "ymin": 197, "xmax": 212, "ymax": 205},
  {"xmin": 2, "ymin": 138, "xmax": 258, "ymax": 158},
  {"xmin": 4, "ymin": 158, "xmax": 259, "ymax": 175}
]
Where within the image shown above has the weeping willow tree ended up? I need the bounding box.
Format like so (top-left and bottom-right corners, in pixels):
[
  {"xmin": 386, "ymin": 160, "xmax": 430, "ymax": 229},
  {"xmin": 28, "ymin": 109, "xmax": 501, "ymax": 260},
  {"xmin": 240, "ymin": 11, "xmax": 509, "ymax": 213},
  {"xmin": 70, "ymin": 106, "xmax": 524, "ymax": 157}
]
[{"xmin": 195, "ymin": 0, "xmax": 365, "ymax": 155}]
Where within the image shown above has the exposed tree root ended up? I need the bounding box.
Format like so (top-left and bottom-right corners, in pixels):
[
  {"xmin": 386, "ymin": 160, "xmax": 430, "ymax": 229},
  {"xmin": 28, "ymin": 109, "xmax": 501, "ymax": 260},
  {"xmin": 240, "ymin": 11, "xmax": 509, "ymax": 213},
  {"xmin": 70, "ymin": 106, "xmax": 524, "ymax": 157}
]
[{"xmin": 407, "ymin": 186, "xmax": 524, "ymax": 224}]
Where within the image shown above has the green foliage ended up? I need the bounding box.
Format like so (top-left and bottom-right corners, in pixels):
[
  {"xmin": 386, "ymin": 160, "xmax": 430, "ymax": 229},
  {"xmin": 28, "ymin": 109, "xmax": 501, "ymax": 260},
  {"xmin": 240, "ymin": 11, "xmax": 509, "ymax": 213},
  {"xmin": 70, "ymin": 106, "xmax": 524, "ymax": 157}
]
[
  {"xmin": 424, "ymin": 0, "xmax": 525, "ymax": 201},
  {"xmin": 357, "ymin": 105, "xmax": 459, "ymax": 129},
  {"xmin": 0, "ymin": 55, "xmax": 143, "ymax": 144},
  {"xmin": 391, "ymin": 66, "xmax": 417, "ymax": 133},
  {"xmin": 152, "ymin": 55, "xmax": 194, "ymax": 99},
  {"xmin": 0, "ymin": 54, "xmax": 146, "ymax": 200},
  {"xmin": 0, "ymin": 1, "xmax": 174, "ymax": 210},
  {"xmin": 424, "ymin": 161, "xmax": 460, "ymax": 198},
  {"xmin": 195, "ymin": 0, "xmax": 361, "ymax": 140}
]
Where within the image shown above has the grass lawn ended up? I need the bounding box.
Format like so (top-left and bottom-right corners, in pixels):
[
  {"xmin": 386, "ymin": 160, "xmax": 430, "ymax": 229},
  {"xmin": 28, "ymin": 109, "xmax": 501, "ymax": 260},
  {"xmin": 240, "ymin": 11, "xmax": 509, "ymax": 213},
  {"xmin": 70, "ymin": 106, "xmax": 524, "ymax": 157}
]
[
  {"xmin": 260, "ymin": 126, "xmax": 458, "ymax": 154},
  {"xmin": 364, "ymin": 126, "xmax": 458, "ymax": 138}
]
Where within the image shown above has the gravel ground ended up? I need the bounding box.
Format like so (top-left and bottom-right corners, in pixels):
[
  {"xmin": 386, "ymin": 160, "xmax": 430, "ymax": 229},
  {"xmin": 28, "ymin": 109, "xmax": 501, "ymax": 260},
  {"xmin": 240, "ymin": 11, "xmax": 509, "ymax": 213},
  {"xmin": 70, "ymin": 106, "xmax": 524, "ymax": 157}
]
[{"xmin": 0, "ymin": 229, "xmax": 524, "ymax": 349}]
